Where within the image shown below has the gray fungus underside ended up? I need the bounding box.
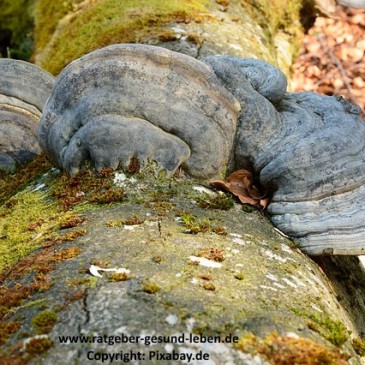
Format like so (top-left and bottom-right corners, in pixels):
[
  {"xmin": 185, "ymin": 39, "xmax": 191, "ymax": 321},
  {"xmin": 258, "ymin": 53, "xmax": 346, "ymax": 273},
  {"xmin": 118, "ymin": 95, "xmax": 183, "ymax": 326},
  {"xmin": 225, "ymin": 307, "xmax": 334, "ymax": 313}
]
[
  {"xmin": 35, "ymin": 43, "xmax": 365, "ymax": 255},
  {"xmin": 0, "ymin": 59, "xmax": 55, "ymax": 171}
]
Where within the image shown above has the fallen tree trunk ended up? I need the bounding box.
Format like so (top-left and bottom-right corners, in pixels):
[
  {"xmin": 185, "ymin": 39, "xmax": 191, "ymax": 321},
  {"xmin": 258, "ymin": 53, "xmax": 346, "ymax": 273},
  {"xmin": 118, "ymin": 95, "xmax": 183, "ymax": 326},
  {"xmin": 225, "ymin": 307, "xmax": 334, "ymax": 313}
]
[{"xmin": 1, "ymin": 1, "xmax": 365, "ymax": 364}]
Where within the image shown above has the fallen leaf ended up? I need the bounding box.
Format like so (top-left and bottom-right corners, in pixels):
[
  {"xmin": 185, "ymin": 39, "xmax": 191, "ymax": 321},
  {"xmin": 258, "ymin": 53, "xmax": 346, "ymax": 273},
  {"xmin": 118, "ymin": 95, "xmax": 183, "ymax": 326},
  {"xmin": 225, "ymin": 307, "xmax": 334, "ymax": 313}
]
[{"xmin": 210, "ymin": 169, "xmax": 268, "ymax": 209}]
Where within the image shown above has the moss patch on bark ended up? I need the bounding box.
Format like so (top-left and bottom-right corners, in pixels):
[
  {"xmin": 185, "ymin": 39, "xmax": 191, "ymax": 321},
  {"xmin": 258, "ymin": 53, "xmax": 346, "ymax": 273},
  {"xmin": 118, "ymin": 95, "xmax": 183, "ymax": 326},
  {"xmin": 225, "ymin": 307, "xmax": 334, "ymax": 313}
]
[{"xmin": 34, "ymin": 0, "xmax": 209, "ymax": 75}]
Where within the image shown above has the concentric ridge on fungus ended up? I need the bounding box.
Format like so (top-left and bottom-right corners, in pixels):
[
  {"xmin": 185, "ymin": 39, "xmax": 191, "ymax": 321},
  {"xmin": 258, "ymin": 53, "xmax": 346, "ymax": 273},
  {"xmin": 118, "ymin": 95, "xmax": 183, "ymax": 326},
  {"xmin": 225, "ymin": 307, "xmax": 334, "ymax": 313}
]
[
  {"xmin": 37, "ymin": 44, "xmax": 240, "ymax": 178},
  {"xmin": 38, "ymin": 44, "xmax": 365, "ymax": 256},
  {"xmin": 0, "ymin": 59, "xmax": 55, "ymax": 171}
]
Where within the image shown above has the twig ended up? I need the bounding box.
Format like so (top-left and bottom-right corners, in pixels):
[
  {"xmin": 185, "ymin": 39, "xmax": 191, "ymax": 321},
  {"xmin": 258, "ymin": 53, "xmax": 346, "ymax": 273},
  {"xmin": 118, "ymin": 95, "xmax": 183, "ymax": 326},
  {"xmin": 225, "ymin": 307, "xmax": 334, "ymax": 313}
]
[{"xmin": 317, "ymin": 30, "xmax": 357, "ymax": 103}]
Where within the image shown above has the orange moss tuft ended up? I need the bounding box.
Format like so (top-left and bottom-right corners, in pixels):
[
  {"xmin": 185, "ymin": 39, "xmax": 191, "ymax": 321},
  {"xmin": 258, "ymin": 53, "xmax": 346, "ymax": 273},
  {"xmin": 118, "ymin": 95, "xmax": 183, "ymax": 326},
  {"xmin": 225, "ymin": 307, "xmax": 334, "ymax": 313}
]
[
  {"xmin": 236, "ymin": 332, "xmax": 349, "ymax": 365},
  {"xmin": 52, "ymin": 166, "xmax": 124, "ymax": 210},
  {"xmin": 59, "ymin": 214, "xmax": 85, "ymax": 229},
  {"xmin": 196, "ymin": 247, "xmax": 225, "ymax": 262},
  {"xmin": 0, "ymin": 322, "xmax": 20, "ymax": 345}
]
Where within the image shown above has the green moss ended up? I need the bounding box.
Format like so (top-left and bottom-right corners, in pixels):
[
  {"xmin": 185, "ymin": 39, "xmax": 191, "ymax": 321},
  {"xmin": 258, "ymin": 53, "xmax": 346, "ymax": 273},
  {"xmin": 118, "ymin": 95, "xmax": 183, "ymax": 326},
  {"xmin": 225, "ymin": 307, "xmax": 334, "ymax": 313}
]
[
  {"xmin": 34, "ymin": 0, "xmax": 83, "ymax": 52},
  {"xmin": 196, "ymin": 194, "xmax": 234, "ymax": 210},
  {"xmin": 307, "ymin": 313, "xmax": 348, "ymax": 347},
  {"xmin": 0, "ymin": 190, "xmax": 63, "ymax": 273},
  {"xmin": 108, "ymin": 272, "xmax": 131, "ymax": 282},
  {"xmin": 32, "ymin": 311, "xmax": 57, "ymax": 334},
  {"xmin": 68, "ymin": 277, "xmax": 98, "ymax": 287},
  {"xmin": 240, "ymin": 0, "xmax": 303, "ymax": 64},
  {"xmin": 202, "ymin": 282, "xmax": 215, "ymax": 291},
  {"xmin": 180, "ymin": 212, "xmax": 226, "ymax": 235},
  {"xmin": 352, "ymin": 337, "xmax": 365, "ymax": 356},
  {"xmin": 143, "ymin": 282, "xmax": 160, "ymax": 294},
  {"xmin": 0, "ymin": 0, "xmax": 35, "ymax": 59},
  {"xmin": 34, "ymin": 0, "xmax": 209, "ymax": 74}
]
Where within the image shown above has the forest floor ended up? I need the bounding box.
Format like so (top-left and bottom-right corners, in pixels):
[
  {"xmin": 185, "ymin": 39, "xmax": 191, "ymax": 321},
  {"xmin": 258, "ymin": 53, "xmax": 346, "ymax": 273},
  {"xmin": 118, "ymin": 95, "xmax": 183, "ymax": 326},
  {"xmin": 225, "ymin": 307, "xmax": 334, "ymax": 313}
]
[{"xmin": 291, "ymin": 4, "xmax": 365, "ymax": 117}]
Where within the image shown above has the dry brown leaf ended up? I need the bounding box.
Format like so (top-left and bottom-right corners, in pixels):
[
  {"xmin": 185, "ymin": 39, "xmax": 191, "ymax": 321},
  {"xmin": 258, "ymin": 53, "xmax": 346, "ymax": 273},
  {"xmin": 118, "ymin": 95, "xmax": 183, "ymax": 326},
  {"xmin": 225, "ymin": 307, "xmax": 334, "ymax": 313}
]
[{"xmin": 210, "ymin": 169, "xmax": 268, "ymax": 210}]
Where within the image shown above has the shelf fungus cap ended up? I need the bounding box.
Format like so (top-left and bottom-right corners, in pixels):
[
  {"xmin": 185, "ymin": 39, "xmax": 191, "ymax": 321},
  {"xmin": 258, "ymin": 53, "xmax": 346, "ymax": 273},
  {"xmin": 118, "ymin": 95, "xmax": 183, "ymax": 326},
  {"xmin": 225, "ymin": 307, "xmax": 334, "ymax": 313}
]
[
  {"xmin": 205, "ymin": 56, "xmax": 365, "ymax": 256},
  {"xmin": 0, "ymin": 59, "xmax": 55, "ymax": 171},
  {"xmin": 38, "ymin": 44, "xmax": 240, "ymax": 178}
]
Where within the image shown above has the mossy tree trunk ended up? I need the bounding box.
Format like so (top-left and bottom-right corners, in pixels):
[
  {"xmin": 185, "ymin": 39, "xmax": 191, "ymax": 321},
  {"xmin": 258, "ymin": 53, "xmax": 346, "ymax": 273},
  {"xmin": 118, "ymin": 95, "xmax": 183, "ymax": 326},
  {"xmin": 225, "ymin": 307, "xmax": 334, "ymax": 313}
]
[{"xmin": 32, "ymin": 0, "xmax": 303, "ymax": 76}]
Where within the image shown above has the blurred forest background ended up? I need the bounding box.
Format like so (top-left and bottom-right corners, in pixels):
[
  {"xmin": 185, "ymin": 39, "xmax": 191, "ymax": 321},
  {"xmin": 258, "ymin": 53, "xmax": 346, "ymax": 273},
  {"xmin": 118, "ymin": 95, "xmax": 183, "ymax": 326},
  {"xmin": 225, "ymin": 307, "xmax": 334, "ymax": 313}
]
[{"xmin": 291, "ymin": 4, "xmax": 365, "ymax": 117}]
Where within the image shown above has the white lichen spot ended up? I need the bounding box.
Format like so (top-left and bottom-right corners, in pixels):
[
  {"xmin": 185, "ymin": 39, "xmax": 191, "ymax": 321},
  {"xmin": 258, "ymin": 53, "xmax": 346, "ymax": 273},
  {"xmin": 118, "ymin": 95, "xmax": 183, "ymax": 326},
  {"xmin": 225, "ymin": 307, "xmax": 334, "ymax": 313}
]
[
  {"xmin": 265, "ymin": 273, "xmax": 278, "ymax": 282},
  {"xmin": 165, "ymin": 314, "xmax": 178, "ymax": 326},
  {"xmin": 308, "ymin": 271, "xmax": 328, "ymax": 290},
  {"xmin": 232, "ymin": 249, "xmax": 239, "ymax": 255},
  {"xmin": 230, "ymin": 44, "xmax": 244, "ymax": 51},
  {"xmin": 273, "ymin": 282, "xmax": 286, "ymax": 289},
  {"xmin": 164, "ymin": 343, "xmax": 174, "ymax": 353},
  {"xmin": 176, "ymin": 273, "xmax": 182, "ymax": 278},
  {"xmin": 147, "ymin": 221, "xmax": 159, "ymax": 227},
  {"xmin": 262, "ymin": 249, "xmax": 287, "ymax": 263},
  {"xmin": 289, "ymin": 275, "xmax": 306, "ymax": 287},
  {"xmin": 259, "ymin": 285, "xmax": 278, "ymax": 292},
  {"xmin": 280, "ymin": 244, "xmax": 293, "ymax": 254},
  {"xmin": 235, "ymin": 263, "xmax": 244, "ymax": 268},
  {"xmin": 111, "ymin": 326, "xmax": 129, "ymax": 335},
  {"xmin": 171, "ymin": 26, "xmax": 186, "ymax": 34},
  {"xmin": 22, "ymin": 335, "xmax": 50, "ymax": 352},
  {"xmin": 191, "ymin": 278, "xmax": 199, "ymax": 284},
  {"xmin": 186, "ymin": 318, "xmax": 195, "ymax": 332},
  {"xmin": 32, "ymin": 183, "xmax": 46, "ymax": 192},
  {"xmin": 193, "ymin": 186, "xmax": 216, "ymax": 196},
  {"xmin": 359, "ymin": 255, "xmax": 365, "ymax": 269},
  {"xmin": 230, "ymin": 233, "xmax": 242, "ymax": 238},
  {"xmin": 282, "ymin": 278, "xmax": 297, "ymax": 288},
  {"xmin": 311, "ymin": 304, "xmax": 323, "ymax": 312},
  {"xmin": 285, "ymin": 332, "xmax": 300, "ymax": 339},
  {"xmin": 189, "ymin": 256, "xmax": 222, "ymax": 268},
  {"xmin": 273, "ymin": 227, "xmax": 289, "ymax": 238},
  {"xmin": 232, "ymin": 237, "xmax": 248, "ymax": 245},
  {"xmin": 124, "ymin": 225, "xmax": 137, "ymax": 230},
  {"xmin": 116, "ymin": 268, "xmax": 131, "ymax": 275},
  {"xmin": 113, "ymin": 172, "xmax": 127, "ymax": 187}
]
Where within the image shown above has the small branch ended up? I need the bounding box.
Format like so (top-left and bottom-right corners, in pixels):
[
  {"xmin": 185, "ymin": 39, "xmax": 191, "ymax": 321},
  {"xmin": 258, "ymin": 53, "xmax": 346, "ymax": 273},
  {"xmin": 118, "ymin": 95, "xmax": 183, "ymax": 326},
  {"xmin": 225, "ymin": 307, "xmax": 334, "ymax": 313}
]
[{"xmin": 318, "ymin": 30, "xmax": 357, "ymax": 103}]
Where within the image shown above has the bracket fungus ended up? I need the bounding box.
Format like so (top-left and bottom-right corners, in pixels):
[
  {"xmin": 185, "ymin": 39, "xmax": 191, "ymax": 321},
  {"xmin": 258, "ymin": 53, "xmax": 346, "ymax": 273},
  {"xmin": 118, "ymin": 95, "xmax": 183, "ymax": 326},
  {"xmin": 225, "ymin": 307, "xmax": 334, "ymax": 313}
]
[
  {"xmin": 204, "ymin": 56, "xmax": 365, "ymax": 256},
  {"xmin": 37, "ymin": 44, "xmax": 240, "ymax": 178},
  {"xmin": 0, "ymin": 59, "xmax": 55, "ymax": 171},
  {"xmin": 37, "ymin": 44, "xmax": 365, "ymax": 256}
]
